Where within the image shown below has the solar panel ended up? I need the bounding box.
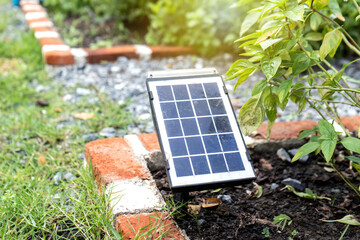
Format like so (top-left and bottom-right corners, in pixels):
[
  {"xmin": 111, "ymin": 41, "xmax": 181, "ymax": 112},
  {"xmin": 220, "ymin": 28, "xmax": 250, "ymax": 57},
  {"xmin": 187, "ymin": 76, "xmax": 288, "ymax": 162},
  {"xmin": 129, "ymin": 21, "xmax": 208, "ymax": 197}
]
[{"xmin": 147, "ymin": 68, "xmax": 256, "ymax": 191}]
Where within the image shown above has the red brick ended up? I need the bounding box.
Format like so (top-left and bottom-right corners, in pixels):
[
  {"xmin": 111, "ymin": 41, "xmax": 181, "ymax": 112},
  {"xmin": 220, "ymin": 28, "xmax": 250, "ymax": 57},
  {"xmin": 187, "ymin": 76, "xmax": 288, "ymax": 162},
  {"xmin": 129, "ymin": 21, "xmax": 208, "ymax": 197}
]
[
  {"xmin": 32, "ymin": 26, "xmax": 56, "ymax": 32},
  {"xmin": 84, "ymin": 46, "xmax": 138, "ymax": 63},
  {"xmin": 44, "ymin": 50, "xmax": 75, "ymax": 65},
  {"xmin": 39, "ymin": 38, "xmax": 64, "ymax": 46},
  {"xmin": 137, "ymin": 133, "xmax": 160, "ymax": 152},
  {"xmin": 27, "ymin": 18, "xmax": 51, "ymax": 25},
  {"xmin": 149, "ymin": 46, "xmax": 196, "ymax": 57},
  {"xmin": 340, "ymin": 116, "xmax": 360, "ymax": 132},
  {"xmin": 256, "ymin": 120, "xmax": 317, "ymax": 140},
  {"xmin": 116, "ymin": 213, "xmax": 184, "ymax": 240},
  {"xmin": 84, "ymin": 138, "xmax": 149, "ymax": 185}
]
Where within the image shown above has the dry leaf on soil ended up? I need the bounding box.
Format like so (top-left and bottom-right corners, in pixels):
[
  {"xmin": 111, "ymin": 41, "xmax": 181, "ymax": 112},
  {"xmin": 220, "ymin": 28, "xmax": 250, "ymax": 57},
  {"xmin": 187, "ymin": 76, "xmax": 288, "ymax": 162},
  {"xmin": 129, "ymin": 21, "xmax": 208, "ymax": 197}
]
[
  {"xmin": 74, "ymin": 112, "xmax": 95, "ymax": 120},
  {"xmin": 202, "ymin": 198, "xmax": 222, "ymax": 208}
]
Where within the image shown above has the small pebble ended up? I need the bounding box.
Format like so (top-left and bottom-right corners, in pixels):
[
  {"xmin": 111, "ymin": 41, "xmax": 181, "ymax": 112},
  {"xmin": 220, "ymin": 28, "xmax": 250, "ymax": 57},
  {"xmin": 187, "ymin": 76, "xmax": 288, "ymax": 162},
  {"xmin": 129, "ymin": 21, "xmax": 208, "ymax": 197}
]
[
  {"xmin": 281, "ymin": 178, "xmax": 305, "ymax": 191},
  {"xmin": 288, "ymin": 148, "xmax": 309, "ymax": 163},
  {"xmin": 99, "ymin": 127, "xmax": 116, "ymax": 138},
  {"xmin": 277, "ymin": 148, "xmax": 291, "ymax": 162},
  {"xmin": 217, "ymin": 195, "xmax": 231, "ymax": 203},
  {"xmin": 271, "ymin": 183, "xmax": 279, "ymax": 190}
]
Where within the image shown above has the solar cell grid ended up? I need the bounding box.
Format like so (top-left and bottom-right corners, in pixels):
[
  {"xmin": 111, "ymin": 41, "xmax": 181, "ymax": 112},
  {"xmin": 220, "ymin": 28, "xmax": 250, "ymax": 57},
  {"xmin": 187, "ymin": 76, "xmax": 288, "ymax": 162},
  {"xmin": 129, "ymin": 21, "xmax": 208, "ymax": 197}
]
[
  {"xmin": 156, "ymin": 82, "xmax": 245, "ymax": 177},
  {"xmin": 148, "ymin": 70, "xmax": 255, "ymax": 190}
]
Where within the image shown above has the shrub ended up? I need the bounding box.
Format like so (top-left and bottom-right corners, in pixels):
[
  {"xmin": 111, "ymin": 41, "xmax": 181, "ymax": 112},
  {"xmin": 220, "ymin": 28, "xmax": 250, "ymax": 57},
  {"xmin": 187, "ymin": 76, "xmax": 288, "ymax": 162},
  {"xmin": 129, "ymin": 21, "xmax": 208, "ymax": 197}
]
[{"xmin": 145, "ymin": 0, "xmax": 254, "ymax": 55}]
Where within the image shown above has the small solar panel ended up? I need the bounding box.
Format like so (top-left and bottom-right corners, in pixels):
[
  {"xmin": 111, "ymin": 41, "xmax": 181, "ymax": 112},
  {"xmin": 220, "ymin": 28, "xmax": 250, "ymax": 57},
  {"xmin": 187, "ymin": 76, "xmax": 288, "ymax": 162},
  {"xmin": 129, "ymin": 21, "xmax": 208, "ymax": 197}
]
[{"xmin": 147, "ymin": 68, "xmax": 256, "ymax": 191}]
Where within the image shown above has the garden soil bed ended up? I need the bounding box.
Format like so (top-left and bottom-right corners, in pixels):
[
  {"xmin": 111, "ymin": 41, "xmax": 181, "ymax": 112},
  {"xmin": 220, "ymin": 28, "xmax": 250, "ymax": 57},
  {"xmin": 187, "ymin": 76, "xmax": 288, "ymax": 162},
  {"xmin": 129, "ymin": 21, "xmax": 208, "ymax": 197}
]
[{"xmin": 153, "ymin": 145, "xmax": 360, "ymax": 240}]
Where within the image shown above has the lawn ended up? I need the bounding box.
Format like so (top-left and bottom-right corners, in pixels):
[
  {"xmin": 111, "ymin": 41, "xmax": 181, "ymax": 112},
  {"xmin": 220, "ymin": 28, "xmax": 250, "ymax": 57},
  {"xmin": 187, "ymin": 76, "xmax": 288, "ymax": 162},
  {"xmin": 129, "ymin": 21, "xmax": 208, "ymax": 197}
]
[{"xmin": 0, "ymin": 1, "xmax": 132, "ymax": 238}]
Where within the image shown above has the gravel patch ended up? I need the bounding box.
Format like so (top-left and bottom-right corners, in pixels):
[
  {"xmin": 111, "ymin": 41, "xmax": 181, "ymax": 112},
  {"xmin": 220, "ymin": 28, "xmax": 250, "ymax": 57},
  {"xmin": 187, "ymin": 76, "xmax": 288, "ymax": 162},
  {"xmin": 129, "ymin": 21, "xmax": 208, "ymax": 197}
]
[{"xmin": 45, "ymin": 54, "xmax": 360, "ymax": 134}]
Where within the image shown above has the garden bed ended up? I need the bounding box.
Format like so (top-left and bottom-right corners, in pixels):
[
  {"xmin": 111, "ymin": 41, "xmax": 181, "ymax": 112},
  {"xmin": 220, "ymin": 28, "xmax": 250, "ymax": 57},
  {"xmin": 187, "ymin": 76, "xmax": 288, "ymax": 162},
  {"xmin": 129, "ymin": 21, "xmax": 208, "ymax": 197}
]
[{"xmin": 153, "ymin": 144, "xmax": 360, "ymax": 239}]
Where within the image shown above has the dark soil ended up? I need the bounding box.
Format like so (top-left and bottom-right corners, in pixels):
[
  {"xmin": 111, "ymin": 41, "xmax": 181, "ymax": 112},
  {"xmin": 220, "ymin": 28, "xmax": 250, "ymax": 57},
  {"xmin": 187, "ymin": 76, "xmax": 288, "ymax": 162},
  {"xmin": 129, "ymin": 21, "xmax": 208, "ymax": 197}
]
[{"xmin": 152, "ymin": 145, "xmax": 360, "ymax": 240}]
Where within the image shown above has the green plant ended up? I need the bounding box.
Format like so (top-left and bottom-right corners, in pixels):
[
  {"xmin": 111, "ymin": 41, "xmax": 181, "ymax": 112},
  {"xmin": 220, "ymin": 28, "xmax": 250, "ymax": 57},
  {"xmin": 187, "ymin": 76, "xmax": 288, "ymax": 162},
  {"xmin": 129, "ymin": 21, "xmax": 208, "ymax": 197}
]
[
  {"xmin": 282, "ymin": 185, "xmax": 331, "ymax": 201},
  {"xmin": 292, "ymin": 119, "xmax": 360, "ymax": 198},
  {"xmin": 228, "ymin": 0, "xmax": 360, "ymax": 197},
  {"xmin": 272, "ymin": 214, "xmax": 298, "ymax": 239},
  {"xmin": 262, "ymin": 227, "xmax": 271, "ymax": 238},
  {"xmin": 146, "ymin": 0, "xmax": 254, "ymax": 55}
]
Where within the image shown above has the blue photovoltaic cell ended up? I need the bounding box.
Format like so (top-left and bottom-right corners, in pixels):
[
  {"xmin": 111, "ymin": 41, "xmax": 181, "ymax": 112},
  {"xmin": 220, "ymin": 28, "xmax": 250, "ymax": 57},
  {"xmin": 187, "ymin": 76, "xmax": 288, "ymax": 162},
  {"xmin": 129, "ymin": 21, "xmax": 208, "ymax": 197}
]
[
  {"xmin": 177, "ymin": 101, "xmax": 194, "ymax": 117},
  {"xmin": 208, "ymin": 154, "xmax": 228, "ymax": 173},
  {"xmin": 189, "ymin": 84, "xmax": 205, "ymax": 99},
  {"xmin": 165, "ymin": 119, "xmax": 182, "ymax": 137},
  {"xmin": 173, "ymin": 85, "xmax": 189, "ymax": 100},
  {"xmin": 193, "ymin": 100, "xmax": 211, "ymax": 116},
  {"xmin": 214, "ymin": 116, "xmax": 232, "ymax": 133},
  {"xmin": 157, "ymin": 86, "xmax": 173, "ymax": 101},
  {"xmin": 160, "ymin": 102, "xmax": 178, "ymax": 119},
  {"xmin": 204, "ymin": 82, "xmax": 221, "ymax": 98},
  {"xmin": 203, "ymin": 135, "xmax": 221, "ymax": 153},
  {"xmin": 208, "ymin": 99, "xmax": 226, "ymax": 115},
  {"xmin": 181, "ymin": 118, "xmax": 199, "ymax": 136},
  {"xmin": 186, "ymin": 137, "xmax": 205, "ymax": 155},
  {"xmin": 191, "ymin": 155, "xmax": 210, "ymax": 175},
  {"xmin": 198, "ymin": 117, "xmax": 216, "ymax": 134},
  {"xmin": 225, "ymin": 152, "xmax": 244, "ymax": 171},
  {"xmin": 169, "ymin": 138, "xmax": 187, "ymax": 156},
  {"xmin": 173, "ymin": 157, "xmax": 193, "ymax": 177},
  {"xmin": 153, "ymin": 78, "xmax": 251, "ymax": 183},
  {"xmin": 219, "ymin": 134, "xmax": 238, "ymax": 151}
]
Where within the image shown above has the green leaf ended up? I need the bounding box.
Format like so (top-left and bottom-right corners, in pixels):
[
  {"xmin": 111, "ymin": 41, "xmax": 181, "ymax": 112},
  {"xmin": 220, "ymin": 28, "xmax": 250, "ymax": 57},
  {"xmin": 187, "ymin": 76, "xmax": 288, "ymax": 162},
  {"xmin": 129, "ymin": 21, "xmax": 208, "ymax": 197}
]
[
  {"xmin": 238, "ymin": 96, "xmax": 265, "ymax": 135},
  {"xmin": 310, "ymin": 13, "xmax": 322, "ymax": 31},
  {"xmin": 278, "ymin": 80, "xmax": 292, "ymax": 104},
  {"xmin": 261, "ymin": 56, "xmax": 282, "ymax": 81},
  {"xmin": 320, "ymin": 29, "xmax": 342, "ymax": 60},
  {"xmin": 305, "ymin": 32, "xmax": 323, "ymax": 41},
  {"xmin": 226, "ymin": 59, "xmax": 256, "ymax": 80},
  {"xmin": 292, "ymin": 141, "xmax": 320, "ymax": 162},
  {"xmin": 356, "ymin": 15, "xmax": 360, "ymax": 22},
  {"xmin": 292, "ymin": 52, "xmax": 311, "ymax": 75},
  {"xmin": 267, "ymin": 120, "xmax": 275, "ymax": 139},
  {"xmin": 284, "ymin": 5, "xmax": 304, "ymax": 21},
  {"xmin": 282, "ymin": 185, "xmax": 331, "ymax": 200},
  {"xmin": 352, "ymin": 162, "xmax": 360, "ymax": 173},
  {"xmin": 233, "ymin": 68, "xmax": 257, "ymax": 89},
  {"xmin": 328, "ymin": 0, "xmax": 345, "ymax": 21},
  {"xmin": 321, "ymin": 139, "xmax": 337, "ymax": 162},
  {"xmin": 314, "ymin": 0, "xmax": 329, "ymax": 9},
  {"xmin": 341, "ymin": 137, "xmax": 360, "ymax": 154},
  {"xmin": 298, "ymin": 128, "xmax": 315, "ymax": 140},
  {"xmin": 259, "ymin": 38, "xmax": 283, "ymax": 50},
  {"xmin": 333, "ymin": 59, "xmax": 360, "ymax": 82},
  {"xmin": 252, "ymin": 79, "xmax": 267, "ymax": 96},
  {"xmin": 322, "ymin": 215, "xmax": 360, "ymax": 226},
  {"xmin": 318, "ymin": 119, "xmax": 335, "ymax": 138},
  {"xmin": 234, "ymin": 32, "xmax": 262, "ymax": 43},
  {"xmin": 241, "ymin": 12, "xmax": 261, "ymax": 36},
  {"xmin": 345, "ymin": 156, "xmax": 360, "ymax": 164}
]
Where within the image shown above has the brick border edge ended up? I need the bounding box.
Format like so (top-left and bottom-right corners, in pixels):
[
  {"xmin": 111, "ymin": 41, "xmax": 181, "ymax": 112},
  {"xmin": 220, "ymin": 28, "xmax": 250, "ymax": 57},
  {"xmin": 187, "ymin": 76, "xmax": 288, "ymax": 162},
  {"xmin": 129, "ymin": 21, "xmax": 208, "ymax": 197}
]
[{"xmin": 20, "ymin": 0, "xmax": 196, "ymax": 65}]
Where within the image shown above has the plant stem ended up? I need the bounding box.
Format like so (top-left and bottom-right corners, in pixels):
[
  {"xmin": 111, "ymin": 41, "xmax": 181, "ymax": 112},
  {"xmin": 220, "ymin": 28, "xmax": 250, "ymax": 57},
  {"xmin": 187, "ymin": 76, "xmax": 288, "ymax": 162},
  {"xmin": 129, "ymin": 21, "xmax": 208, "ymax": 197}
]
[
  {"xmin": 331, "ymin": 162, "xmax": 360, "ymax": 198},
  {"xmin": 322, "ymin": 59, "xmax": 360, "ymax": 104},
  {"xmin": 311, "ymin": 99, "xmax": 358, "ymax": 106},
  {"xmin": 312, "ymin": 8, "xmax": 360, "ymax": 51},
  {"xmin": 341, "ymin": 33, "xmax": 360, "ymax": 57},
  {"xmin": 339, "ymin": 224, "xmax": 350, "ymax": 240},
  {"xmin": 323, "ymin": 101, "xmax": 350, "ymax": 137},
  {"xmin": 303, "ymin": 86, "xmax": 360, "ymax": 94},
  {"xmin": 351, "ymin": 0, "xmax": 360, "ymax": 15}
]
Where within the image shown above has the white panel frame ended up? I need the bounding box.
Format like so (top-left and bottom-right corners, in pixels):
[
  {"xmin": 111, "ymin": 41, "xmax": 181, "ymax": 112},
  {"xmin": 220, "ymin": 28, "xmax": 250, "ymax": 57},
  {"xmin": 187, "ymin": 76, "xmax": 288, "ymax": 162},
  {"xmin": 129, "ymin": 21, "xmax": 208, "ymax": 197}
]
[{"xmin": 147, "ymin": 75, "xmax": 255, "ymax": 189}]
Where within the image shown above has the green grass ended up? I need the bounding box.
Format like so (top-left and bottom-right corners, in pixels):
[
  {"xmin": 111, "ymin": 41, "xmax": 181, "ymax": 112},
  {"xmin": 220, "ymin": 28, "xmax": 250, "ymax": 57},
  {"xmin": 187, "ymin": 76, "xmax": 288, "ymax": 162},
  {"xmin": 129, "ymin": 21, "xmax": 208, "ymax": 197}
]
[{"xmin": 0, "ymin": 2, "xmax": 134, "ymax": 238}]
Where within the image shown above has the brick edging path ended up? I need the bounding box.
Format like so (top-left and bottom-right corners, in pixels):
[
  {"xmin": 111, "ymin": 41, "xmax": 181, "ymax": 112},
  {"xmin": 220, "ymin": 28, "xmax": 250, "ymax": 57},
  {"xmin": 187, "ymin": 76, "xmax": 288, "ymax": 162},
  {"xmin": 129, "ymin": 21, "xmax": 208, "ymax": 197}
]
[
  {"xmin": 19, "ymin": 0, "xmax": 195, "ymax": 65},
  {"xmin": 84, "ymin": 116, "xmax": 360, "ymax": 239}
]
